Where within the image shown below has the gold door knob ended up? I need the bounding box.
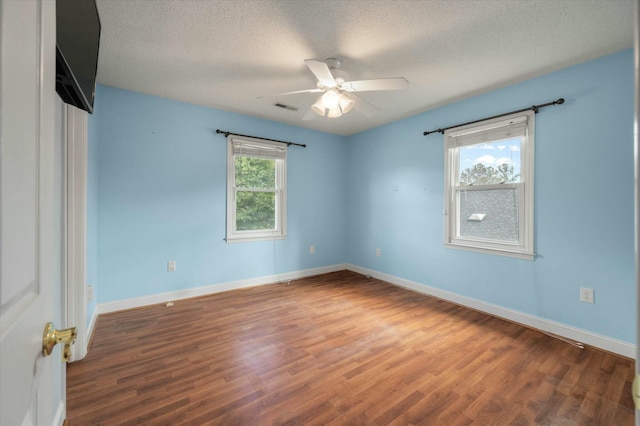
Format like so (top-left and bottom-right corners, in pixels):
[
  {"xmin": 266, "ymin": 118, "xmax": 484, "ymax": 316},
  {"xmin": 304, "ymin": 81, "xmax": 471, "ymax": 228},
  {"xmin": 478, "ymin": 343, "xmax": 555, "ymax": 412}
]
[{"xmin": 42, "ymin": 322, "xmax": 77, "ymax": 362}]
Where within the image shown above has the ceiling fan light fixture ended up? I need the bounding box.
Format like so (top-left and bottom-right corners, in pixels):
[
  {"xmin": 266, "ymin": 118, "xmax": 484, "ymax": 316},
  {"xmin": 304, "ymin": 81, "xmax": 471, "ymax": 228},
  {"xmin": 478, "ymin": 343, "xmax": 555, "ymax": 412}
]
[
  {"xmin": 311, "ymin": 95, "xmax": 326, "ymax": 116},
  {"xmin": 322, "ymin": 89, "xmax": 340, "ymax": 109},
  {"xmin": 268, "ymin": 57, "xmax": 409, "ymax": 121},
  {"xmin": 338, "ymin": 94, "xmax": 355, "ymax": 114}
]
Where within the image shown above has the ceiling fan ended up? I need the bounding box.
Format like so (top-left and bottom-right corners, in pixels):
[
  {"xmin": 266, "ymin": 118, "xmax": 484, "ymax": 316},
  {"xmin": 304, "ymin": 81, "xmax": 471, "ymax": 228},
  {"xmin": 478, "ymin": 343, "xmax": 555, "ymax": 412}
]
[{"xmin": 268, "ymin": 58, "xmax": 409, "ymax": 119}]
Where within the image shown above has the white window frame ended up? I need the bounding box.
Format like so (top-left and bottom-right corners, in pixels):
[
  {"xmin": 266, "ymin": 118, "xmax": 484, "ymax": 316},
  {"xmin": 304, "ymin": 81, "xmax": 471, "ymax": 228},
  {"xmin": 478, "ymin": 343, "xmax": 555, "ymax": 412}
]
[
  {"xmin": 444, "ymin": 111, "xmax": 535, "ymax": 260},
  {"xmin": 226, "ymin": 135, "xmax": 287, "ymax": 243}
]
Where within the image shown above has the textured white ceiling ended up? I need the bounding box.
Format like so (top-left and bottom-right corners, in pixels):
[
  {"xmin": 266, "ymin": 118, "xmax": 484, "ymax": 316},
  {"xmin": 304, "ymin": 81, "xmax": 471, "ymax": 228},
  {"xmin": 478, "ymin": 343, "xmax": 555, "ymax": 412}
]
[{"xmin": 96, "ymin": 0, "xmax": 634, "ymax": 136}]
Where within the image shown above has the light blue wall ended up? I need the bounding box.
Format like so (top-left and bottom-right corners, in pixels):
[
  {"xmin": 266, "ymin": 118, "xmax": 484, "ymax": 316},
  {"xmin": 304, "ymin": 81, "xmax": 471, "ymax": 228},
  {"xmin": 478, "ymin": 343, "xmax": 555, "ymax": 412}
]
[
  {"xmin": 346, "ymin": 49, "xmax": 635, "ymax": 343},
  {"xmin": 94, "ymin": 85, "xmax": 348, "ymax": 302},
  {"xmin": 90, "ymin": 49, "xmax": 634, "ymax": 344}
]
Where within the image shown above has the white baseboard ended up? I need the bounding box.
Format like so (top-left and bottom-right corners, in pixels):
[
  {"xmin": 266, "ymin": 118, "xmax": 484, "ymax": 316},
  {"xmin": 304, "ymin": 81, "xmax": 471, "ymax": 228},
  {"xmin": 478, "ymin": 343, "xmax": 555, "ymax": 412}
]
[
  {"xmin": 346, "ymin": 264, "xmax": 635, "ymax": 359},
  {"xmin": 86, "ymin": 307, "xmax": 98, "ymax": 344},
  {"xmin": 96, "ymin": 263, "xmax": 348, "ymax": 315},
  {"xmin": 52, "ymin": 400, "xmax": 65, "ymax": 426}
]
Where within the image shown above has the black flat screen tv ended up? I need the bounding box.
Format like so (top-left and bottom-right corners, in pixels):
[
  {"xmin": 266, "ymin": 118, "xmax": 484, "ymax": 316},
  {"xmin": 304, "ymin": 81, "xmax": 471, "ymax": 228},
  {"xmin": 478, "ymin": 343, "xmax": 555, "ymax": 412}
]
[{"xmin": 56, "ymin": 0, "xmax": 101, "ymax": 114}]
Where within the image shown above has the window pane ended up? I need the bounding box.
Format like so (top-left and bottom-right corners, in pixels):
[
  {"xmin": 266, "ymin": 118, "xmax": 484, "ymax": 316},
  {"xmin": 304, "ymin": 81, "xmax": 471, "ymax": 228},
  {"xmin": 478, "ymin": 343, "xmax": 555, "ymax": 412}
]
[
  {"xmin": 459, "ymin": 138, "xmax": 521, "ymax": 186},
  {"xmin": 236, "ymin": 190, "xmax": 275, "ymax": 231},
  {"xmin": 235, "ymin": 157, "xmax": 276, "ymax": 189},
  {"xmin": 458, "ymin": 188, "xmax": 519, "ymax": 243}
]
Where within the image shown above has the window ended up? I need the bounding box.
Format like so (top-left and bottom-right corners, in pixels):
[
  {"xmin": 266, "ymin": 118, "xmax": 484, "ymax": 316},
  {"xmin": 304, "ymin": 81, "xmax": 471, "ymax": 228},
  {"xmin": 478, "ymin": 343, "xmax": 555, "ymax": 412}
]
[
  {"xmin": 444, "ymin": 111, "xmax": 535, "ymax": 259},
  {"xmin": 226, "ymin": 135, "xmax": 287, "ymax": 242}
]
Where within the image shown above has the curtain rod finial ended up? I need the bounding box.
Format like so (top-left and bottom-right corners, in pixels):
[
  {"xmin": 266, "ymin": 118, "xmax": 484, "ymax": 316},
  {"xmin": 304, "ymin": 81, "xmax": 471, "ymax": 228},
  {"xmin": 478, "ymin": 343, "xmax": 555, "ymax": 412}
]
[{"xmin": 556, "ymin": 98, "xmax": 565, "ymax": 105}]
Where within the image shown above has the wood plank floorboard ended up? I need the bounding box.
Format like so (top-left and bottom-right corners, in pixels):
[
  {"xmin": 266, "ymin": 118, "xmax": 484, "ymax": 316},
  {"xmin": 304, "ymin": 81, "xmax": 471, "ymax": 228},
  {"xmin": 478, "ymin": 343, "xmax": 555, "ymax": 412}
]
[{"xmin": 66, "ymin": 270, "xmax": 635, "ymax": 425}]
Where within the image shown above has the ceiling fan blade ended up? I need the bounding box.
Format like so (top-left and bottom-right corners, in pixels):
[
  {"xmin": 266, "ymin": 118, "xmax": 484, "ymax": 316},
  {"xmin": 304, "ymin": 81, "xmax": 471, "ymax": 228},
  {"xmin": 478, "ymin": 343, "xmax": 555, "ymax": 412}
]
[
  {"xmin": 342, "ymin": 77, "xmax": 409, "ymax": 92},
  {"xmin": 348, "ymin": 93, "xmax": 380, "ymax": 116},
  {"xmin": 257, "ymin": 88, "xmax": 323, "ymax": 99},
  {"xmin": 304, "ymin": 59, "xmax": 336, "ymax": 86}
]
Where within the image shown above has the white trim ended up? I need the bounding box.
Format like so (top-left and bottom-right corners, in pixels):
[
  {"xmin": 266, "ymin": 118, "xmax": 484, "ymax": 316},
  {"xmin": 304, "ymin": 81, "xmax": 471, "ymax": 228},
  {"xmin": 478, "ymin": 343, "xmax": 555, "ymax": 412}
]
[
  {"xmin": 633, "ymin": 0, "xmax": 640, "ymax": 406},
  {"xmin": 52, "ymin": 400, "xmax": 65, "ymax": 426},
  {"xmin": 86, "ymin": 304, "xmax": 98, "ymax": 344},
  {"xmin": 444, "ymin": 241, "xmax": 535, "ymax": 260},
  {"xmin": 447, "ymin": 115, "xmax": 529, "ymax": 147},
  {"xmin": 65, "ymin": 105, "xmax": 88, "ymax": 362},
  {"xmin": 96, "ymin": 264, "xmax": 347, "ymax": 315},
  {"xmin": 225, "ymin": 234, "xmax": 287, "ymax": 243},
  {"xmin": 346, "ymin": 264, "xmax": 634, "ymax": 358}
]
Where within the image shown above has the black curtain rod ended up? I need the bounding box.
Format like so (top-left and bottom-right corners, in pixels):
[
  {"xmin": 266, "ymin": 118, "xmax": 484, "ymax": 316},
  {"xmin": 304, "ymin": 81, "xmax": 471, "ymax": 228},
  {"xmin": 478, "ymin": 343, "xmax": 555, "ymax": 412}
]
[
  {"xmin": 215, "ymin": 129, "xmax": 307, "ymax": 148},
  {"xmin": 423, "ymin": 98, "xmax": 565, "ymax": 136}
]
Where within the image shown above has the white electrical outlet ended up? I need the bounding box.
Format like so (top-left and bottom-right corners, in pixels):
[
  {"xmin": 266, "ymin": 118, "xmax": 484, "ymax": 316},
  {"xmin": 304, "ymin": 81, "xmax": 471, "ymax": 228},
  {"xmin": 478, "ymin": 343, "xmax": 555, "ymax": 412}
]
[
  {"xmin": 87, "ymin": 285, "xmax": 93, "ymax": 302},
  {"xmin": 376, "ymin": 248, "xmax": 381, "ymax": 257},
  {"xmin": 168, "ymin": 260, "xmax": 176, "ymax": 272},
  {"xmin": 310, "ymin": 245, "xmax": 315, "ymax": 254},
  {"xmin": 580, "ymin": 287, "xmax": 594, "ymax": 304}
]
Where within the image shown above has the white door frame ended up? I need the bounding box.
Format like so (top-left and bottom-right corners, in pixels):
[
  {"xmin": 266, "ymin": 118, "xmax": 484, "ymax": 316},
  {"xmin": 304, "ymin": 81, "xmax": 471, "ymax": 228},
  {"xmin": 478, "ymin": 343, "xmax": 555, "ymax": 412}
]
[
  {"xmin": 634, "ymin": 0, "xmax": 639, "ymax": 425},
  {"xmin": 66, "ymin": 105, "xmax": 89, "ymax": 362}
]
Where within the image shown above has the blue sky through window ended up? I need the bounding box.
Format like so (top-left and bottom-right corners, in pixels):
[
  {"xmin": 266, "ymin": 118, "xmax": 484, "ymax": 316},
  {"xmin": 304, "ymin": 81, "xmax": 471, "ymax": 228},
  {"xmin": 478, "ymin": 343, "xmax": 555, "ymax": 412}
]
[{"xmin": 459, "ymin": 137, "xmax": 522, "ymax": 178}]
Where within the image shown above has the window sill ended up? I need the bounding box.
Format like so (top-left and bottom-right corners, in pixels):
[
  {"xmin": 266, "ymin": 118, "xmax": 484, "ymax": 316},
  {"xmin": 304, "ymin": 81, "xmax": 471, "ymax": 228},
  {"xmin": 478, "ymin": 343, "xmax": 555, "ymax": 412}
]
[
  {"xmin": 444, "ymin": 242, "xmax": 535, "ymax": 260},
  {"xmin": 225, "ymin": 234, "xmax": 287, "ymax": 244}
]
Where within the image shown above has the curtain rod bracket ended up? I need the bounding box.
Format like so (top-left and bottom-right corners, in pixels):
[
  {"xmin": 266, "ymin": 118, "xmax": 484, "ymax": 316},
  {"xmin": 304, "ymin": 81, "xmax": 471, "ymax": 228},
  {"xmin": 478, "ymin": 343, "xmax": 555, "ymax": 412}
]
[
  {"xmin": 215, "ymin": 129, "xmax": 307, "ymax": 148},
  {"xmin": 423, "ymin": 97, "xmax": 564, "ymax": 136}
]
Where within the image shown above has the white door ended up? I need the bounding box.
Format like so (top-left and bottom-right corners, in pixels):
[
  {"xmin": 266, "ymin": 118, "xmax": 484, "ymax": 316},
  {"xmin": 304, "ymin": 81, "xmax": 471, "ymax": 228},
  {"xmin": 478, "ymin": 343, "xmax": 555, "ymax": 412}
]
[
  {"xmin": 0, "ymin": 0, "xmax": 66, "ymax": 425},
  {"xmin": 635, "ymin": 1, "xmax": 640, "ymax": 425}
]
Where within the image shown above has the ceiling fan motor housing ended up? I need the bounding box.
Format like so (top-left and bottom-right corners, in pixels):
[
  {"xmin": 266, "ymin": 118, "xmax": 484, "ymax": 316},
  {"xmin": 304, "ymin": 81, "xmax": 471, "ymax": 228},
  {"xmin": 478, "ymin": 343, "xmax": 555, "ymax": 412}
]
[
  {"xmin": 325, "ymin": 57, "xmax": 349, "ymax": 83},
  {"xmin": 325, "ymin": 57, "xmax": 341, "ymax": 70}
]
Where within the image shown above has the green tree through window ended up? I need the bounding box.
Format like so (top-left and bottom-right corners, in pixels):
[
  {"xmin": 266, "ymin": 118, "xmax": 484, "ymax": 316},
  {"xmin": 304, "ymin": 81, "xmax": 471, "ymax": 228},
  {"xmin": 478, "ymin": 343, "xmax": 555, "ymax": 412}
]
[{"xmin": 235, "ymin": 157, "xmax": 276, "ymax": 230}]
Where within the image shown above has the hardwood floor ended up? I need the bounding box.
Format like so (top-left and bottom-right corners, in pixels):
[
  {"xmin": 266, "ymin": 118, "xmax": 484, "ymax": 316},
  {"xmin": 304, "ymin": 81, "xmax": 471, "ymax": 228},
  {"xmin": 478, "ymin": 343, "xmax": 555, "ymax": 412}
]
[{"xmin": 67, "ymin": 270, "xmax": 635, "ymax": 425}]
